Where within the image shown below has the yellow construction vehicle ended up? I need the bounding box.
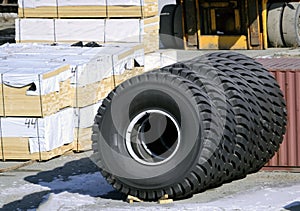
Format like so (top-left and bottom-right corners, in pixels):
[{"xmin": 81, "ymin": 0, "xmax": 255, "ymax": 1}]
[{"xmin": 160, "ymin": 0, "xmax": 300, "ymax": 49}]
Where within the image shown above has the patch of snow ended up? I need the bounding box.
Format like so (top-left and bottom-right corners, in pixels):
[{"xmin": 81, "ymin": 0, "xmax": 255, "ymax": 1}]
[
  {"xmin": 38, "ymin": 172, "xmax": 114, "ymax": 196},
  {"xmin": 37, "ymin": 192, "xmax": 96, "ymax": 211},
  {"xmin": 1, "ymin": 171, "xmax": 300, "ymax": 211}
]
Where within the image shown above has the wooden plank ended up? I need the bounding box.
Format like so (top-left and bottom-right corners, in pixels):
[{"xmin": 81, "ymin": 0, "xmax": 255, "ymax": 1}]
[
  {"xmin": 75, "ymin": 75, "xmax": 114, "ymax": 108},
  {"xmin": 114, "ymin": 67, "xmax": 144, "ymax": 86},
  {"xmin": 3, "ymin": 78, "xmax": 74, "ymax": 117},
  {"xmin": 3, "ymin": 84, "xmax": 43, "ymax": 117},
  {"xmin": 107, "ymin": 3, "xmax": 158, "ymax": 18},
  {"xmin": 143, "ymin": 16, "xmax": 160, "ymax": 53},
  {"xmin": 58, "ymin": 6, "xmax": 107, "ymax": 18},
  {"xmin": 0, "ymin": 137, "xmax": 74, "ymax": 161},
  {"xmin": 21, "ymin": 7, "xmax": 58, "ymax": 18},
  {"xmin": 73, "ymin": 127, "xmax": 93, "ymax": 152},
  {"xmin": 19, "ymin": 3, "xmax": 157, "ymax": 18}
]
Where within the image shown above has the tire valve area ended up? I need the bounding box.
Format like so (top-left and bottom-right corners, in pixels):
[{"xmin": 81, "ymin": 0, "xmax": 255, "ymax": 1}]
[{"xmin": 125, "ymin": 109, "xmax": 181, "ymax": 166}]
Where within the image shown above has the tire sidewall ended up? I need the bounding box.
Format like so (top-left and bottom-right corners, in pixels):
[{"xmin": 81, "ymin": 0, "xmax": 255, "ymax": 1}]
[{"xmin": 95, "ymin": 75, "xmax": 204, "ymax": 190}]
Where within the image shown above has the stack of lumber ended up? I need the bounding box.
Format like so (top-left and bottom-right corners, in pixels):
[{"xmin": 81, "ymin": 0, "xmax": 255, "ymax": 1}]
[
  {"xmin": 0, "ymin": 43, "xmax": 144, "ymax": 160},
  {"xmin": 18, "ymin": 0, "xmax": 158, "ymax": 18},
  {"xmin": 16, "ymin": 0, "xmax": 159, "ymax": 53}
]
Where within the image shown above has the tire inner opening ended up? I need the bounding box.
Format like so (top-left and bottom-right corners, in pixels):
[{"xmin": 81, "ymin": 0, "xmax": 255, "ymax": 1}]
[{"xmin": 126, "ymin": 110, "xmax": 180, "ymax": 166}]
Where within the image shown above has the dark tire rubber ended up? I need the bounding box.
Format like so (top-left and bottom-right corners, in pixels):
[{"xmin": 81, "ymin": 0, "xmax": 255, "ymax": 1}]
[
  {"xmin": 92, "ymin": 71, "xmax": 223, "ymax": 200},
  {"xmin": 159, "ymin": 4, "xmax": 177, "ymax": 48},
  {"xmin": 157, "ymin": 66, "xmax": 236, "ymax": 189},
  {"xmin": 173, "ymin": 5, "xmax": 184, "ymax": 49},
  {"xmin": 203, "ymin": 52, "xmax": 287, "ymax": 173},
  {"xmin": 92, "ymin": 52, "xmax": 287, "ymax": 201}
]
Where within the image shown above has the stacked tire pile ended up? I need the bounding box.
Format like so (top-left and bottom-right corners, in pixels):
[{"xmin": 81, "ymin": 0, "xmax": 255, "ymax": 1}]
[
  {"xmin": 91, "ymin": 52, "xmax": 287, "ymax": 201},
  {"xmin": 268, "ymin": 2, "xmax": 300, "ymax": 47}
]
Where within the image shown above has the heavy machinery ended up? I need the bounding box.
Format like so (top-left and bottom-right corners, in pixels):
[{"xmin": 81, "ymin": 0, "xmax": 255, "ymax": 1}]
[{"xmin": 160, "ymin": 0, "xmax": 300, "ymax": 49}]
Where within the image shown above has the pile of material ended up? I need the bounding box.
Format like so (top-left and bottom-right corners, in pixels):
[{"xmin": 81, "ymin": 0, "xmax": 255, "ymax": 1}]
[
  {"xmin": 0, "ymin": 43, "xmax": 144, "ymax": 160},
  {"xmin": 16, "ymin": 0, "xmax": 159, "ymax": 53}
]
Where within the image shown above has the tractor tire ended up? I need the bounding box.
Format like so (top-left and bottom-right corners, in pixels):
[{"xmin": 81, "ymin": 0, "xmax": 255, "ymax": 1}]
[
  {"xmin": 174, "ymin": 5, "xmax": 184, "ymax": 49},
  {"xmin": 92, "ymin": 71, "xmax": 223, "ymax": 200},
  {"xmin": 169, "ymin": 59, "xmax": 255, "ymax": 182},
  {"xmin": 206, "ymin": 52, "xmax": 286, "ymax": 141},
  {"xmin": 267, "ymin": 3, "xmax": 285, "ymax": 47},
  {"xmin": 160, "ymin": 4, "xmax": 177, "ymax": 48},
  {"xmin": 157, "ymin": 66, "xmax": 236, "ymax": 188},
  {"xmin": 203, "ymin": 52, "xmax": 287, "ymax": 173},
  {"xmin": 91, "ymin": 53, "xmax": 287, "ymax": 201},
  {"xmin": 282, "ymin": 2, "xmax": 300, "ymax": 47}
]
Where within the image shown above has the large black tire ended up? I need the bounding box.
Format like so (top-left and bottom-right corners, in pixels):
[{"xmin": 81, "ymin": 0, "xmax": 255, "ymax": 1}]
[
  {"xmin": 159, "ymin": 4, "xmax": 177, "ymax": 48},
  {"xmin": 173, "ymin": 5, "xmax": 184, "ymax": 49},
  {"xmin": 167, "ymin": 59, "xmax": 255, "ymax": 182},
  {"xmin": 185, "ymin": 57, "xmax": 257, "ymax": 178},
  {"xmin": 203, "ymin": 52, "xmax": 287, "ymax": 173},
  {"xmin": 157, "ymin": 66, "xmax": 236, "ymax": 188},
  {"xmin": 267, "ymin": 2, "xmax": 285, "ymax": 47},
  {"xmin": 202, "ymin": 55, "xmax": 275, "ymax": 172},
  {"xmin": 92, "ymin": 52, "xmax": 287, "ymax": 201},
  {"xmin": 92, "ymin": 71, "xmax": 223, "ymax": 200},
  {"xmin": 282, "ymin": 2, "xmax": 300, "ymax": 47},
  {"xmin": 205, "ymin": 52, "xmax": 287, "ymax": 141}
]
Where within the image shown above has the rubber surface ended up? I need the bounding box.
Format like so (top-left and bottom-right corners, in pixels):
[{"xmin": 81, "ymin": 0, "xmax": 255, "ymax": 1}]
[
  {"xmin": 282, "ymin": 2, "xmax": 300, "ymax": 47},
  {"xmin": 92, "ymin": 52, "xmax": 287, "ymax": 201},
  {"xmin": 267, "ymin": 3, "xmax": 285, "ymax": 47},
  {"xmin": 159, "ymin": 4, "xmax": 177, "ymax": 48},
  {"xmin": 92, "ymin": 72, "xmax": 222, "ymax": 200}
]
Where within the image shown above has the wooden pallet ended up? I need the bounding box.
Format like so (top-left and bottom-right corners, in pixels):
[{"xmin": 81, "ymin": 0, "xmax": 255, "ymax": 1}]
[{"xmin": 0, "ymin": 137, "xmax": 74, "ymax": 161}]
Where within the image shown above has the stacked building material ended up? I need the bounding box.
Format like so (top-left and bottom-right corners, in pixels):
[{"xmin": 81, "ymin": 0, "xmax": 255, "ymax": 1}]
[
  {"xmin": 0, "ymin": 43, "xmax": 144, "ymax": 160},
  {"xmin": 18, "ymin": 0, "xmax": 158, "ymax": 18},
  {"xmin": 16, "ymin": 0, "xmax": 159, "ymax": 53}
]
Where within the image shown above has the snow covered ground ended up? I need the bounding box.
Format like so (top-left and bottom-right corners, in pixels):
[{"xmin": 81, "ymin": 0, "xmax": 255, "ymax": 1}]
[{"xmin": 1, "ymin": 152, "xmax": 300, "ymax": 211}]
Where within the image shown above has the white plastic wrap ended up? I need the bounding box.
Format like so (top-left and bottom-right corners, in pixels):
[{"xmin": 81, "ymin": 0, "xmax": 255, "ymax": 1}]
[
  {"xmin": 0, "ymin": 43, "xmax": 142, "ymax": 94},
  {"xmin": 55, "ymin": 19, "xmax": 105, "ymax": 43},
  {"xmin": 15, "ymin": 19, "xmax": 55, "ymax": 42},
  {"xmin": 1, "ymin": 108, "xmax": 75, "ymax": 153},
  {"xmin": 18, "ymin": 0, "xmax": 57, "ymax": 8},
  {"xmin": 57, "ymin": 0, "xmax": 106, "ymax": 6},
  {"xmin": 105, "ymin": 19, "xmax": 141, "ymax": 43},
  {"xmin": 75, "ymin": 100, "xmax": 102, "ymax": 128},
  {"xmin": 15, "ymin": 18, "xmax": 154, "ymax": 44}
]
